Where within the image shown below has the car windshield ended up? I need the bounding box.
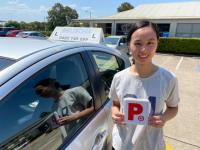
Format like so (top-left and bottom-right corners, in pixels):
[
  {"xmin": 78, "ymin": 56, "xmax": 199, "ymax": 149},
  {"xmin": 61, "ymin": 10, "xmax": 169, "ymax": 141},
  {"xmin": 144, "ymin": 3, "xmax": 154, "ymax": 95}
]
[
  {"xmin": 105, "ymin": 37, "xmax": 120, "ymax": 45},
  {"xmin": 0, "ymin": 57, "xmax": 16, "ymax": 71}
]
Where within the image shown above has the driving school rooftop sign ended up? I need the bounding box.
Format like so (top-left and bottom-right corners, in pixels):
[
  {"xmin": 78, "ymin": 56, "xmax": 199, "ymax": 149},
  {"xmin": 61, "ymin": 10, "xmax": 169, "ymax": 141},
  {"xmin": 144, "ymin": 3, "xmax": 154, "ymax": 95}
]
[{"xmin": 49, "ymin": 27, "xmax": 105, "ymax": 43}]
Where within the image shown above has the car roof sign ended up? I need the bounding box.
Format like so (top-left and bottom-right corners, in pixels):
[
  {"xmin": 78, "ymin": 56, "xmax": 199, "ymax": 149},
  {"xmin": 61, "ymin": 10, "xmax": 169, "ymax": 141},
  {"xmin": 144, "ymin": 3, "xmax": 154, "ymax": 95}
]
[{"xmin": 49, "ymin": 27, "xmax": 105, "ymax": 43}]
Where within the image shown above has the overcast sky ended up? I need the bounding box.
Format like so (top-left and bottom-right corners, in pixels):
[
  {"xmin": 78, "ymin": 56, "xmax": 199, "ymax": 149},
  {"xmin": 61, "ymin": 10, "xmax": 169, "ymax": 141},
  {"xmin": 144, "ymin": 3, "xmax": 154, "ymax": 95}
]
[{"xmin": 0, "ymin": 0, "xmax": 197, "ymax": 22}]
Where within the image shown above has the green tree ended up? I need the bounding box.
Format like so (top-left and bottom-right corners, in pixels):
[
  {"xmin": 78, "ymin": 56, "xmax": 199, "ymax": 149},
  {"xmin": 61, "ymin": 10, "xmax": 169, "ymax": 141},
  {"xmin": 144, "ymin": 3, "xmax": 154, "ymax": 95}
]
[
  {"xmin": 5, "ymin": 20, "xmax": 21, "ymax": 29},
  {"xmin": 27, "ymin": 21, "xmax": 47, "ymax": 31},
  {"xmin": 117, "ymin": 2, "xmax": 134, "ymax": 12},
  {"xmin": 19, "ymin": 21, "xmax": 27, "ymax": 30},
  {"xmin": 47, "ymin": 3, "xmax": 78, "ymax": 30}
]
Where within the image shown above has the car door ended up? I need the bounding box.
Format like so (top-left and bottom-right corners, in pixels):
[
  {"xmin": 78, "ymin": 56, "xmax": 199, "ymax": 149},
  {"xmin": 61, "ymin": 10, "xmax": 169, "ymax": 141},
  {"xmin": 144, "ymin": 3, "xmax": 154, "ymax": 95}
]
[
  {"xmin": 0, "ymin": 48, "xmax": 102, "ymax": 150},
  {"xmin": 83, "ymin": 47, "xmax": 130, "ymax": 149}
]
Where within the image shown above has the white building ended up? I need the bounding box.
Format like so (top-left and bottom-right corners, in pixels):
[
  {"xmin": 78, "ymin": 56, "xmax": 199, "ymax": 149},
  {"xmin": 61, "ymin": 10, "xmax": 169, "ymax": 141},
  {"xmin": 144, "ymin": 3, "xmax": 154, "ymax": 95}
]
[{"xmin": 75, "ymin": 2, "xmax": 200, "ymax": 37}]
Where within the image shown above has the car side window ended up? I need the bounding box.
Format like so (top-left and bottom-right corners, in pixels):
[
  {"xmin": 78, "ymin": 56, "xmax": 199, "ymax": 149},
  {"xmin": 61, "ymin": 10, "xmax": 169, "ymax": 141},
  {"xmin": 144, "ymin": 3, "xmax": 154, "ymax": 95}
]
[
  {"xmin": 119, "ymin": 37, "xmax": 127, "ymax": 44},
  {"xmin": 0, "ymin": 54, "xmax": 94, "ymax": 150},
  {"xmin": 30, "ymin": 33, "xmax": 35, "ymax": 36},
  {"xmin": 119, "ymin": 38, "xmax": 124, "ymax": 44},
  {"xmin": 92, "ymin": 51, "xmax": 125, "ymax": 98}
]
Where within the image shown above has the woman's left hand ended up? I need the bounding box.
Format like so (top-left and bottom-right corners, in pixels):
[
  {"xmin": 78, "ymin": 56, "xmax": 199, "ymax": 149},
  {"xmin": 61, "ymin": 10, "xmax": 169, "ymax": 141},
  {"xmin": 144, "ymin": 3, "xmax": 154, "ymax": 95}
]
[
  {"xmin": 57, "ymin": 115, "xmax": 75, "ymax": 125},
  {"xmin": 148, "ymin": 115, "xmax": 166, "ymax": 128}
]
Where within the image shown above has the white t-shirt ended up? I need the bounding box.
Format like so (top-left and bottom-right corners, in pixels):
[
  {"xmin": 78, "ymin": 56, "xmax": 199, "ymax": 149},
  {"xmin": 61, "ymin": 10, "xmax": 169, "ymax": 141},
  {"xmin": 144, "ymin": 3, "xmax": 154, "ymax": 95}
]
[
  {"xmin": 53, "ymin": 86, "xmax": 92, "ymax": 137},
  {"xmin": 54, "ymin": 86, "xmax": 92, "ymax": 117},
  {"xmin": 109, "ymin": 66, "xmax": 180, "ymax": 150}
]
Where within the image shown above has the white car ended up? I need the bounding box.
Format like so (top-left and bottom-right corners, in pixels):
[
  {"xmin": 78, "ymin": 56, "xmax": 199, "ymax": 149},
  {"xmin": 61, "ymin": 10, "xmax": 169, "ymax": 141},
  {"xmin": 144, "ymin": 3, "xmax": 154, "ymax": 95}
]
[
  {"xmin": 105, "ymin": 35, "xmax": 130, "ymax": 55},
  {"xmin": 16, "ymin": 31, "xmax": 47, "ymax": 40},
  {"xmin": 0, "ymin": 37, "xmax": 130, "ymax": 150}
]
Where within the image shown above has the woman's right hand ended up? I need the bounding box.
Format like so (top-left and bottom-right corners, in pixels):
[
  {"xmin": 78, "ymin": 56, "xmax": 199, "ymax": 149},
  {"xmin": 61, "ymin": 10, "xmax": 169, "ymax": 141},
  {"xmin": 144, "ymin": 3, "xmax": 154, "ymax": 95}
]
[
  {"xmin": 112, "ymin": 111, "xmax": 125, "ymax": 125},
  {"xmin": 112, "ymin": 100, "xmax": 125, "ymax": 125}
]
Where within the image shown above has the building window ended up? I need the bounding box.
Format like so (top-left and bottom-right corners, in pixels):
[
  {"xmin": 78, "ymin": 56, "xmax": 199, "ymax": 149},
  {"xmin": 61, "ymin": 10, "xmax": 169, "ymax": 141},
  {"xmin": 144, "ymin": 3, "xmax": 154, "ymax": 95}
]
[
  {"xmin": 116, "ymin": 23, "xmax": 132, "ymax": 35},
  {"xmin": 176, "ymin": 23, "xmax": 200, "ymax": 37},
  {"xmin": 97, "ymin": 23, "xmax": 112, "ymax": 35},
  {"xmin": 156, "ymin": 24, "xmax": 170, "ymax": 37}
]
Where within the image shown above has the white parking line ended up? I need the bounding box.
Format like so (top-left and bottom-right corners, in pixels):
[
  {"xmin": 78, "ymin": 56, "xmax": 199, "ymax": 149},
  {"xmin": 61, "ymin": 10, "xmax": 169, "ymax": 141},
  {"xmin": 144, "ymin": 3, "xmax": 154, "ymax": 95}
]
[{"xmin": 176, "ymin": 57, "xmax": 183, "ymax": 70}]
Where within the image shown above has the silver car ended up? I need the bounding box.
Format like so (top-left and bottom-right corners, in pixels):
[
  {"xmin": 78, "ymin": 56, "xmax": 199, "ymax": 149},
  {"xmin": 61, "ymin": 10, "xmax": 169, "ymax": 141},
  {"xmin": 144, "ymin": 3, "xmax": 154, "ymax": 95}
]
[
  {"xmin": 105, "ymin": 36, "xmax": 129, "ymax": 55},
  {"xmin": 16, "ymin": 31, "xmax": 47, "ymax": 40},
  {"xmin": 0, "ymin": 37, "xmax": 130, "ymax": 150}
]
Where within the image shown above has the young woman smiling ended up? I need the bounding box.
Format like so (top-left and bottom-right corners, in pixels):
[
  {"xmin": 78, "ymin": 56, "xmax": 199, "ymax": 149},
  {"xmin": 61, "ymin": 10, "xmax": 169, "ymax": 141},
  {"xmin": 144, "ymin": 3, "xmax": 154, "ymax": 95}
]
[{"xmin": 109, "ymin": 20, "xmax": 180, "ymax": 150}]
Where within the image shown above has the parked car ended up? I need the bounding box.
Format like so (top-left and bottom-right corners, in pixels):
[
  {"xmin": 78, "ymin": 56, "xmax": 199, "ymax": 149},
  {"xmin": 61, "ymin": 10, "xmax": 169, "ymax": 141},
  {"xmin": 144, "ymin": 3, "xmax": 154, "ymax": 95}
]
[
  {"xmin": 0, "ymin": 27, "xmax": 17, "ymax": 37},
  {"xmin": 16, "ymin": 31, "xmax": 47, "ymax": 39},
  {"xmin": 0, "ymin": 37, "xmax": 130, "ymax": 150},
  {"xmin": 6, "ymin": 30, "xmax": 23, "ymax": 37},
  {"xmin": 105, "ymin": 35, "xmax": 130, "ymax": 55}
]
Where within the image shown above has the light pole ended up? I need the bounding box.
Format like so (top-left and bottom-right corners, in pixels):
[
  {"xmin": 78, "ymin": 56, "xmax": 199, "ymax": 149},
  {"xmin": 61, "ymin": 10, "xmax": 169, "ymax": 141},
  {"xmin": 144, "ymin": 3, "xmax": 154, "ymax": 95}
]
[
  {"xmin": 85, "ymin": 10, "xmax": 92, "ymax": 19},
  {"xmin": 65, "ymin": 16, "xmax": 71, "ymax": 25},
  {"xmin": 44, "ymin": 16, "xmax": 47, "ymax": 32}
]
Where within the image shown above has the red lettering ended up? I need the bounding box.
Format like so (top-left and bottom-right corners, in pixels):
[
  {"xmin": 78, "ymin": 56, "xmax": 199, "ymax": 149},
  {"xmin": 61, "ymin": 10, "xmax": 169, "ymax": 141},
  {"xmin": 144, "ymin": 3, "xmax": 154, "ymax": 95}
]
[{"xmin": 128, "ymin": 103, "xmax": 143, "ymax": 120}]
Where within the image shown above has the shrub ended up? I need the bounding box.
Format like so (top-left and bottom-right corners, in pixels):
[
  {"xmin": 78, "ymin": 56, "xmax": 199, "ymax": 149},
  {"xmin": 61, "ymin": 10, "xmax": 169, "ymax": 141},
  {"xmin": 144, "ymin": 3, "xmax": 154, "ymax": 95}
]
[{"xmin": 157, "ymin": 38, "xmax": 200, "ymax": 55}]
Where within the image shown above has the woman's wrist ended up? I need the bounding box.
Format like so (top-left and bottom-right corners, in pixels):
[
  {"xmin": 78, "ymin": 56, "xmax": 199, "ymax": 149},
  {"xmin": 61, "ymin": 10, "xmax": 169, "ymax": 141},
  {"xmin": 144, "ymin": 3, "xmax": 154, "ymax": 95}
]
[
  {"xmin": 162, "ymin": 106, "xmax": 178, "ymax": 122},
  {"xmin": 161, "ymin": 114, "xmax": 167, "ymax": 123}
]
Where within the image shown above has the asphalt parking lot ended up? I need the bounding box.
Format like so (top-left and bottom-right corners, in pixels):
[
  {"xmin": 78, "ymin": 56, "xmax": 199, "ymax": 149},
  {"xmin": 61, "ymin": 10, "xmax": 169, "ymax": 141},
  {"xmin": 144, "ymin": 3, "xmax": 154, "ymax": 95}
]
[{"xmin": 152, "ymin": 53, "xmax": 200, "ymax": 150}]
